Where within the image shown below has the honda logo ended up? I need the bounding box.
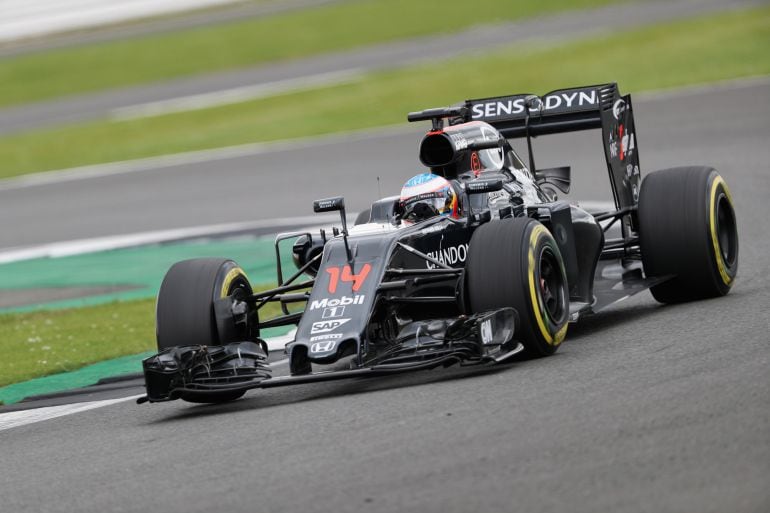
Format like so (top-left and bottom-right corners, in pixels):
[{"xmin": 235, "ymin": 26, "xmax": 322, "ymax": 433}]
[{"xmin": 310, "ymin": 340, "xmax": 337, "ymax": 353}]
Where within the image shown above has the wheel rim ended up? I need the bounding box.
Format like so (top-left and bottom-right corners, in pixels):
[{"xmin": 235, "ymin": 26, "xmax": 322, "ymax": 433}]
[
  {"xmin": 538, "ymin": 247, "xmax": 566, "ymax": 324},
  {"xmin": 227, "ymin": 277, "xmax": 251, "ymax": 299},
  {"xmin": 715, "ymin": 193, "xmax": 738, "ymax": 269}
]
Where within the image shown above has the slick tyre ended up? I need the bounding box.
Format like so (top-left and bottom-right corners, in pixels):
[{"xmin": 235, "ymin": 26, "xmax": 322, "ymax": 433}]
[
  {"xmin": 156, "ymin": 258, "xmax": 254, "ymax": 351},
  {"xmin": 638, "ymin": 167, "xmax": 738, "ymax": 303},
  {"xmin": 467, "ymin": 218, "xmax": 569, "ymax": 357}
]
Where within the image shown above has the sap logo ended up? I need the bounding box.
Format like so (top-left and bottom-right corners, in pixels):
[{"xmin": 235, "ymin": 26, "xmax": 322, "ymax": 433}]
[
  {"xmin": 310, "ymin": 296, "xmax": 365, "ymax": 310},
  {"xmin": 310, "ymin": 340, "xmax": 337, "ymax": 353},
  {"xmin": 426, "ymin": 244, "xmax": 469, "ymax": 269},
  {"xmin": 310, "ymin": 318, "xmax": 350, "ymax": 334},
  {"xmin": 310, "ymin": 333, "xmax": 343, "ymax": 342},
  {"xmin": 471, "ymin": 90, "xmax": 598, "ymax": 119}
]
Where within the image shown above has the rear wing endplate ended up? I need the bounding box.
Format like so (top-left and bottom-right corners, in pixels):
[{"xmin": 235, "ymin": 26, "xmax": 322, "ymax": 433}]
[{"xmin": 462, "ymin": 83, "xmax": 641, "ymax": 209}]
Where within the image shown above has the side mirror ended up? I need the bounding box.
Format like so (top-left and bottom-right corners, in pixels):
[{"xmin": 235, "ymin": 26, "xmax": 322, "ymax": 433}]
[
  {"xmin": 466, "ymin": 178, "xmax": 503, "ymax": 195},
  {"xmin": 313, "ymin": 196, "xmax": 351, "ymax": 261},
  {"xmin": 534, "ymin": 166, "xmax": 571, "ymax": 194},
  {"xmin": 313, "ymin": 196, "xmax": 345, "ymax": 213}
]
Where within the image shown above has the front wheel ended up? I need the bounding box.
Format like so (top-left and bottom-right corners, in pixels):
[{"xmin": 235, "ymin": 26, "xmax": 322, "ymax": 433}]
[
  {"xmin": 155, "ymin": 258, "xmax": 257, "ymax": 403},
  {"xmin": 466, "ymin": 218, "xmax": 569, "ymax": 357},
  {"xmin": 638, "ymin": 167, "xmax": 738, "ymax": 303},
  {"xmin": 156, "ymin": 258, "xmax": 256, "ymax": 350}
]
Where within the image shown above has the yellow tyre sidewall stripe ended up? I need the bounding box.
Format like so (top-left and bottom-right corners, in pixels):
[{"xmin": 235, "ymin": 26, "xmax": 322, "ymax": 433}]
[
  {"xmin": 220, "ymin": 266, "xmax": 249, "ymax": 298},
  {"xmin": 527, "ymin": 225, "xmax": 567, "ymax": 346},
  {"xmin": 709, "ymin": 175, "xmax": 734, "ymax": 286}
]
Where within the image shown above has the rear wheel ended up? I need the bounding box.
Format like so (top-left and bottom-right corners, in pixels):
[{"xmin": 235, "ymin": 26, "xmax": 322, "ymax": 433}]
[
  {"xmin": 466, "ymin": 218, "xmax": 569, "ymax": 356},
  {"xmin": 638, "ymin": 167, "xmax": 738, "ymax": 303},
  {"xmin": 156, "ymin": 258, "xmax": 255, "ymax": 403}
]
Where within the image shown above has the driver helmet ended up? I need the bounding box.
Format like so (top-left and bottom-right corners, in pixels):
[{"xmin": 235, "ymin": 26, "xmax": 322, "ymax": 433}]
[{"xmin": 399, "ymin": 173, "xmax": 459, "ymax": 224}]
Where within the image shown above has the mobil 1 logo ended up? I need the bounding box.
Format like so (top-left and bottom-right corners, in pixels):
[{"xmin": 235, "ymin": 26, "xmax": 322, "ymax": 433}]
[{"xmin": 309, "ymin": 295, "xmax": 365, "ymax": 310}]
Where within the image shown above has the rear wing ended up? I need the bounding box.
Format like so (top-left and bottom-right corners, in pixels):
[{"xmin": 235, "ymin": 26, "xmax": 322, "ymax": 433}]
[{"xmin": 461, "ymin": 83, "xmax": 640, "ymax": 209}]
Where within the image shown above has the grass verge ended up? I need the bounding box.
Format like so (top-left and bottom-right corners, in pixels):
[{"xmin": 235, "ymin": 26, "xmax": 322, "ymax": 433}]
[
  {"xmin": 0, "ymin": 298, "xmax": 156, "ymax": 388},
  {"xmin": 0, "ymin": 6, "xmax": 767, "ymax": 179},
  {"xmin": 0, "ymin": 0, "xmax": 619, "ymax": 108},
  {"xmin": 0, "ymin": 292, "xmax": 286, "ymax": 388}
]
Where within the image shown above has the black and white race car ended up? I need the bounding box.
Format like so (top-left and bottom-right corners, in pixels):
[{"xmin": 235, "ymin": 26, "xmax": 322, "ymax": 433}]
[{"xmin": 139, "ymin": 83, "xmax": 738, "ymax": 404}]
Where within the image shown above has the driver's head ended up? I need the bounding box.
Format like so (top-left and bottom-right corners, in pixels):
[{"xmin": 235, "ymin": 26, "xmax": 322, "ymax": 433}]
[{"xmin": 399, "ymin": 173, "xmax": 459, "ymax": 224}]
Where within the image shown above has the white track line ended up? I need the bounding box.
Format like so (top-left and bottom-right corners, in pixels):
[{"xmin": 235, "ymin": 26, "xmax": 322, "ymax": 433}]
[
  {"xmin": 0, "ymin": 0, "xmax": 242, "ymax": 43},
  {"xmin": 2, "ymin": 76, "xmax": 767, "ymax": 194},
  {"xmin": 0, "ymin": 394, "xmax": 144, "ymax": 431},
  {"xmin": 0, "ymin": 123, "xmax": 413, "ymax": 192},
  {"xmin": 0, "ymin": 215, "xmax": 346, "ymax": 264},
  {"xmin": 111, "ymin": 69, "xmax": 364, "ymax": 121},
  {"xmin": 0, "ymin": 357, "xmax": 290, "ymax": 431}
]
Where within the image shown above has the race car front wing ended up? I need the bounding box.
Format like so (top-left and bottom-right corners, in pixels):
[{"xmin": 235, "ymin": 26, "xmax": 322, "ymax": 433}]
[{"xmin": 138, "ymin": 308, "xmax": 521, "ymax": 404}]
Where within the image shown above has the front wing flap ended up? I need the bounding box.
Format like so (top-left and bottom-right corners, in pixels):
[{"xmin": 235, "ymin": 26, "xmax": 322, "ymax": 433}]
[{"xmin": 138, "ymin": 308, "xmax": 521, "ymax": 404}]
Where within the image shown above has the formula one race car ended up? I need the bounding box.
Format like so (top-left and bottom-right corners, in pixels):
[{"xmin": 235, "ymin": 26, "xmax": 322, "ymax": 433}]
[{"xmin": 139, "ymin": 83, "xmax": 738, "ymax": 404}]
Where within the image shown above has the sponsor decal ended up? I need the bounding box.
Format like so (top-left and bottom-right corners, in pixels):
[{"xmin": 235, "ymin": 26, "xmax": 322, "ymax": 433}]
[
  {"xmin": 426, "ymin": 243, "xmax": 469, "ymax": 269},
  {"xmin": 625, "ymin": 164, "xmax": 640, "ymax": 178},
  {"xmin": 488, "ymin": 190, "xmax": 507, "ymax": 201},
  {"xmin": 310, "ymin": 333, "xmax": 342, "ymax": 342},
  {"xmin": 612, "ymin": 99, "xmax": 626, "ymax": 120},
  {"xmin": 420, "ymin": 224, "xmax": 445, "ymax": 235},
  {"xmin": 310, "ymin": 318, "xmax": 350, "ymax": 334},
  {"xmin": 326, "ymin": 263, "xmax": 371, "ymax": 293},
  {"xmin": 449, "ymin": 133, "xmax": 468, "ymax": 150},
  {"xmin": 471, "ymin": 151, "xmax": 482, "ymax": 176},
  {"xmin": 620, "ymin": 126, "xmax": 635, "ymax": 161},
  {"xmin": 315, "ymin": 197, "xmax": 344, "ymax": 211},
  {"xmin": 608, "ymin": 131, "xmax": 619, "ymax": 159},
  {"xmin": 322, "ymin": 305, "xmax": 345, "ymax": 318},
  {"xmin": 310, "ymin": 295, "xmax": 365, "ymax": 310},
  {"xmin": 404, "ymin": 173, "xmax": 437, "ymax": 187},
  {"xmin": 480, "ymin": 319, "xmax": 493, "ymax": 345},
  {"xmin": 310, "ymin": 333, "xmax": 343, "ymax": 342},
  {"xmin": 310, "ymin": 340, "xmax": 337, "ymax": 353},
  {"xmin": 471, "ymin": 90, "xmax": 598, "ymax": 120},
  {"xmin": 608, "ymin": 125, "xmax": 635, "ymax": 161}
]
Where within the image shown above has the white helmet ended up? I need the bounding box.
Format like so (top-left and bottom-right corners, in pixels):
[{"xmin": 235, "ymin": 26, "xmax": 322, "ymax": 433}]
[{"xmin": 399, "ymin": 173, "xmax": 459, "ymax": 224}]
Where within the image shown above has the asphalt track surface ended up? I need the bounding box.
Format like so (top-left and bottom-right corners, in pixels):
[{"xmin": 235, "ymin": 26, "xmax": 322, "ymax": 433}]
[
  {"xmin": 1, "ymin": 81, "xmax": 768, "ymax": 512},
  {"xmin": 0, "ymin": 0, "xmax": 761, "ymax": 135},
  {"xmin": 1, "ymin": 79, "xmax": 768, "ymax": 249}
]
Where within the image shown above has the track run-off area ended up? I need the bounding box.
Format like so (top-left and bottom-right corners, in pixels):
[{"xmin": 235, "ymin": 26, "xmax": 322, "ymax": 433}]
[{"xmin": 0, "ymin": 80, "xmax": 768, "ymax": 512}]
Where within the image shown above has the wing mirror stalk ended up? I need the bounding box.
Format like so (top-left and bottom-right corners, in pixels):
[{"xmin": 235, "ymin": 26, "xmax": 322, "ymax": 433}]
[{"xmin": 313, "ymin": 196, "xmax": 353, "ymax": 264}]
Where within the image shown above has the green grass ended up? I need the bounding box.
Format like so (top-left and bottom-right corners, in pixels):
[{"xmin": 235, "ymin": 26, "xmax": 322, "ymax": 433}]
[
  {"xmin": 0, "ymin": 298, "xmax": 156, "ymax": 387},
  {"xmin": 0, "ymin": 292, "xmax": 287, "ymax": 387},
  {"xmin": 0, "ymin": 0, "xmax": 620, "ymax": 108},
  {"xmin": 1, "ymin": 6, "xmax": 767, "ymax": 179}
]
